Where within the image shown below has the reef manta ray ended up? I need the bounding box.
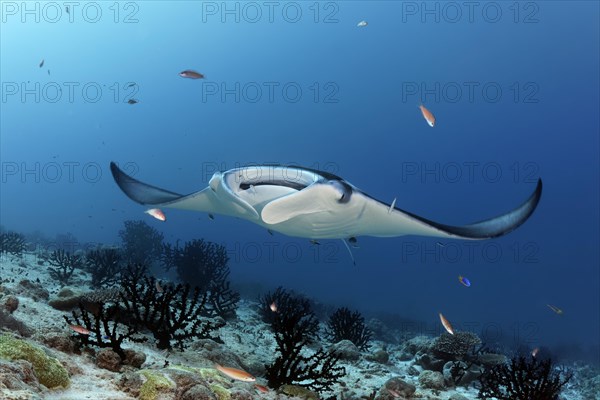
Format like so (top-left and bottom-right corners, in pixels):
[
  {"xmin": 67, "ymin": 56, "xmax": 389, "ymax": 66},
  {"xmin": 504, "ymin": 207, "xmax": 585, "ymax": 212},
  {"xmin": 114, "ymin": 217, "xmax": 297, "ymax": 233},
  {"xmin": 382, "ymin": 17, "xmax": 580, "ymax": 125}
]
[{"xmin": 110, "ymin": 162, "xmax": 542, "ymax": 240}]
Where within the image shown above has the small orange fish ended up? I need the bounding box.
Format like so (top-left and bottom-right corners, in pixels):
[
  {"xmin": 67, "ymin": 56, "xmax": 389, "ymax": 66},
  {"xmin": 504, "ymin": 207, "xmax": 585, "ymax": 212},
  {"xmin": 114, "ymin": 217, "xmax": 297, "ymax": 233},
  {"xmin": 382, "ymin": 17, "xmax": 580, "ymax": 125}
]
[
  {"xmin": 145, "ymin": 208, "xmax": 166, "ymax": 222},
  {"xmin": 254, "ymin": 384, "xmax": 269, "ymax": 393},
  {"xmin": 179, "ymin": 70, "xmax": 204, "ymax": 79},
  {"xmin": 547, "ymin": 304, "xmax": 563, "ymax": 315},
  {"xmin": 69, "ymin": 324, "xmax": 90, "ymax": 335},
  {"xmin": 532, "ymin": 347, "xmax": 540, "ymax": 357},
  {"xmin": 419, "ymin": 104, "xmax": 436, "ymax": 127},
  {"xmin": 269, "ymin": 302, "xmax": 278, "ymax": 313},
  {"xmin": 439, "ymin": 312, "xmax": 454, "ymax": 335},
  {"xmin": 215, "ymin": 364, "xmax": 255, "ymax": 382}
]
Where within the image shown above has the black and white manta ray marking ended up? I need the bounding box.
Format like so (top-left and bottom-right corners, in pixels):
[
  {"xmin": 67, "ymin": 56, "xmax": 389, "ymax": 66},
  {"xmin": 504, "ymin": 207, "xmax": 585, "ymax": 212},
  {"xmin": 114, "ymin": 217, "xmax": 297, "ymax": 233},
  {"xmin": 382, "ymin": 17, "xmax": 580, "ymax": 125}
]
[{"xmin": 110, "ymin": 162, "xmax": 542, "ymax": 240}]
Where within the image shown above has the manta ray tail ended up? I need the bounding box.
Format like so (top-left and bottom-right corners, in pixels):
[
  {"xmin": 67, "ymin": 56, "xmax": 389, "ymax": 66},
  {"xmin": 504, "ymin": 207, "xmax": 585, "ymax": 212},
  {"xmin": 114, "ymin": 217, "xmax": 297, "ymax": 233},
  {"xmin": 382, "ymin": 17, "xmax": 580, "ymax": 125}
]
[
  {"xmin": 110, "ymin": 162, "xmax": 183, "ymax": 205},
  {"xmin": 412, "ymin": 178, "xmax": 543, "ymax": 239}
]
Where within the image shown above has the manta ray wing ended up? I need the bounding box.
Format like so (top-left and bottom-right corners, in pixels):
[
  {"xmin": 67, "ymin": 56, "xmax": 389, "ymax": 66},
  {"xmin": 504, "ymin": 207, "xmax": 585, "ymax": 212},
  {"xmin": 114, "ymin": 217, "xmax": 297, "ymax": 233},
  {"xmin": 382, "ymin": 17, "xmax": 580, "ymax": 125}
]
[
  {"xmin": 110, "ymin": 162, "xmax": 182, "ymax": 205},
  {"xmin": 110, "ymin": 162, "xmax": 242, "ymax": 217},
  {"xmin": 353, "ymin": 179, "xmax": 543, "ymax": 239}
]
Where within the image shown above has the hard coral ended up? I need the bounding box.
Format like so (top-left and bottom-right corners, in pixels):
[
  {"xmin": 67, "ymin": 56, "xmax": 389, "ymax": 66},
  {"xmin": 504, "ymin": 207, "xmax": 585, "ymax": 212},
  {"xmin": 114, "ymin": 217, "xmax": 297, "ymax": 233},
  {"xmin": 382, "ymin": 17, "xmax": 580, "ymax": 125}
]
[
  {"xmin": 120, "ymin": 275, "xmax": 224, "ymax": 350},
  {"xmin": 0, "ymin": 232, "xmax": 27, "ymax": 257},
  {"xmin": 325, "ymin": 307, "xmax": 372, "ymax": 351},
  {"xmin": 119, "ymin": 220, "xmax": 164, "ymax": 265},
  {"xmin": 161, "ymin": 239, "xmax": 239, "ymax": 319},
  {"xmin": 86, "ymin": 248, "xmax": 123, "ymax": 288},
  {"xmin": 432, "ymin": 331, "xmax": 482, "ymax": 360},
  {"xmin": 263, "ymin": 288, "xmax": 345, "ymax": 393},
  {"xmin": 64, "ymin": 301, "xmax": 147, "ymax": 360},
  {"xmin": 478, "ymin": 355, "xmax": 572, "ymax": 400},
  {"xmin": 0, "ymin": 334, "xmax": 70, "ymax": 389},
  {"xmin": 46, "ymin": 249, "xmax": 81, "ymax": 286}
]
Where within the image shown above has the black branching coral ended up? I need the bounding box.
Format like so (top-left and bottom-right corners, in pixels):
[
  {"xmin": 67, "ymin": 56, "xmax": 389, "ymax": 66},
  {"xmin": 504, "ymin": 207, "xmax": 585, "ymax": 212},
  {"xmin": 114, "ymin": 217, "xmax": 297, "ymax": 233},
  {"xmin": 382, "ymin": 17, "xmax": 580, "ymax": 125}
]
[
  {"xmin": 119, "ymin": 275, "xmax": 224, "ymax": 350},
  {"xmin": 46, "ymin": 249, "xmax": 81, "ymax": 286},
  {"xmin": 161, "ymin": 239, "xmax": 239, "ymax": 319},
  {"xmin": 119, "ymin": 220, "xmax": 164, "ymax": 265},
  {"xmin": 263, "ymin": 288, "xmax": 345, "ymax": 393},
  {"xmin": 0, "ymin": 232, "xmax": 27, "ymax": 257},
  {"xmin": 64, "ymin": 301, "xmax": 146, "ymax": 360},
  {"xmin": 325, "ymin": 307, "xmax": 372, "ymax": 351},
  {"xmin": 86, "ymin": 248, "xmax": 122, "ymax": 288},
  {"xmin": 478, "ymin": 355, "xmax": 573, "ymax": 400},
  {"xmin": 259, "ymin": 287, "xmax": 316, "ymax": 333}
]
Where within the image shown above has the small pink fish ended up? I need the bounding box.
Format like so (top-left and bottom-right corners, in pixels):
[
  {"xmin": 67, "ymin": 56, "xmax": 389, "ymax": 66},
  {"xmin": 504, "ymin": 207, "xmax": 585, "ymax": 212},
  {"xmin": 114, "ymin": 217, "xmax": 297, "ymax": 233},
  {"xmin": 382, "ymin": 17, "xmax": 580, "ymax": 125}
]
[
  {"xmin": 254, "ymin": 384, "xmax": 269, "ymax": 393},
  {"xmin": 439, "ymin": 312, "xmax": 454, "ymax": 335},
  {"xmin": 145, "ymin": 208, "xmax": 166, "ymax": 222},
  {"xmin": 269, "ymin": 302, "xmax": 278, "ymax": 313},
  {"xmin": 69, "ymin": 324, "xmax": 90, "ymax": 335},
  {"xmin": 215, "ymin": 364, "xmax": 255, "ymax": 382},
  {"xmin": 419, "ymin": 104, "xmax": 436, "ymax": 127},
  {"xmin": 155, "ymin": 281, "xmax": 163, "ymax": 293},
  {"xmin": 179, "ymin": 70, "xmax": 204, "ymax": 79},
  {"xmin": 388, "ymin": 388, "xmax": 401, "ymax": 398}
]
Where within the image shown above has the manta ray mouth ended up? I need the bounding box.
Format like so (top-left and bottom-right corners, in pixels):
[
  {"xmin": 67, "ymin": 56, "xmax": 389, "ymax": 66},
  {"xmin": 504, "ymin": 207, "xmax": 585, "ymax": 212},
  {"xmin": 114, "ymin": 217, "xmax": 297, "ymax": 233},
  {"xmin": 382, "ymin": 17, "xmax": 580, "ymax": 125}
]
[{"xmin": 239, "ymin": 180, "xmax": 308, "ymax": 191}]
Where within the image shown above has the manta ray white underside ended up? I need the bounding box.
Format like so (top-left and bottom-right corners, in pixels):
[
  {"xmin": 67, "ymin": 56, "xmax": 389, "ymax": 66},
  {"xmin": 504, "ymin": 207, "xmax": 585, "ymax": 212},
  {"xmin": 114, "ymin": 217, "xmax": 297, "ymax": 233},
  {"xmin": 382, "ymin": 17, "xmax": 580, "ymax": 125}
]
[{"xmin": 110, "ymin": 163, "xmax": 542, "ymax": 240}]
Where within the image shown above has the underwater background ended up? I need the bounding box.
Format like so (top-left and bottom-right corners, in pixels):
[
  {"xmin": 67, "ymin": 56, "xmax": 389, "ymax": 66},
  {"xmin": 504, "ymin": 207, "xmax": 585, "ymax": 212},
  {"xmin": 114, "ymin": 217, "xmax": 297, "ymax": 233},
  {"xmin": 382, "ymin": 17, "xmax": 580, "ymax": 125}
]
[{"xmin": 1, "ymin": 0, "xmax": 599, "ymax": 391}]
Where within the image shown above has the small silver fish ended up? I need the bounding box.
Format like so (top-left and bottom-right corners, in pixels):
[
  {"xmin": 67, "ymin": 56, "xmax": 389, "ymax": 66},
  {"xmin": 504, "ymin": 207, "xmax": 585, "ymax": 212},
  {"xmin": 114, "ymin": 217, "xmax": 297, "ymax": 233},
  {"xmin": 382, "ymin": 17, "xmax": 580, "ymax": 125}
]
[
  {"xmin": 179, "ymin": 70, "xmax": 204, "ymax": 79},
  {"xmin": 39, "ymin": 59, "xmax": 44, "ymax": 68}
]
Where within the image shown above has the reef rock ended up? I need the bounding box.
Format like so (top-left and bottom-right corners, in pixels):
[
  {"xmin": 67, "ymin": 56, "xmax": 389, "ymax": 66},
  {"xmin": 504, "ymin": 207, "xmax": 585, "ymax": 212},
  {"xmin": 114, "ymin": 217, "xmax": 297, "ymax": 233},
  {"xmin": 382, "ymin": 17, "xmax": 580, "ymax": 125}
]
[
  {"xmin": 419, "ymin": 370, "xmax": 445, "ymax": 390},
  {"xmin": 95, "ymin": 349, "xmax": 122, "ymax": 372},
  {"xmin": 2, "ymin": 295, "xmax": 19, "ymax": 313},
  {"xmin": 379, "ymin": 376, "xmax": 416, "ymax": 399},
  {"xmin": 331, "ymin": 339, "xmax": 361, "ymax": 361},
  {"xmin": 365, "ymin": 349, "xmax": 390, "ymax": 364},
  {"xmin": 0, "ymin": 308, "xmax": 33, "ymax": 337},
  {"xmin": 14, "ymin": 280, "xmax": 49, "ymax": 302}
]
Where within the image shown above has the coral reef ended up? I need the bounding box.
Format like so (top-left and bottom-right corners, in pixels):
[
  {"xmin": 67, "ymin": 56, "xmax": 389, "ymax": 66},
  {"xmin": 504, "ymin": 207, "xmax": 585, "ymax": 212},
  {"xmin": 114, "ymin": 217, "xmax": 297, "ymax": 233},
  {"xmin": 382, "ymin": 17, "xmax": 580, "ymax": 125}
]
[
  {"xmin": 85, "ymin": 248, "xmax": 123, "ymax": 288},
  {"xmin": 64, "ymin": 300, "xmax": 147, "ymax": 360},
  {"xmin": 123, "ymin": 262, "xmax": 149, "ymax": 282},
  {"xmin": 432, "ymin": 331, "xmax": 482, "ymax": 360},
  {"xmin": 0, "ymin": 334, "xmax": 70, "ymax": 389},
  {"xmin": 119, "ymin": 220, "xmax": 164, "ymax": 265},
  {"xmin": 263, "ymin": 288, "xmax": 345, "ymax": 393},
  {"xmin": 206, "ymin": 277, "xmax": 240, "ymax": 320},
  {"xmin": 46, "ymin": 249, "xmax": 82, "ymax": 286},
  {"xmin": 119, "ymin": 275, "xmax": 225, "ymax": 350},
  {"xmin": 325, "ymin": 307, "xmax": 372, "ymax": 351},
  {"xmin": 478, "ymin": 355, "xmax": 573, "ymax": 400},
  {"xmin": 139, "ymin": 370, "xmax": 175, "ymax": 400},
  {"xmin": 161, "ymin": 239, "xmax": 239, "ymax": 319},
  {"xmin": 0, "ymin": 232, "xmax": 27, "ymax": 257}
]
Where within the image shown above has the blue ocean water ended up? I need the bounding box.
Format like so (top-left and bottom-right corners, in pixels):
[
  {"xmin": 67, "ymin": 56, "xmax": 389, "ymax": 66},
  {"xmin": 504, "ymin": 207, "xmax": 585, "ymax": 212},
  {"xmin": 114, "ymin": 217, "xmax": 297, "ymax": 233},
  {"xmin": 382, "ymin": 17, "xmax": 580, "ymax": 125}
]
[{"xmin": 1, "ymin": 0, "xmax": 598, "ymax": 368}]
